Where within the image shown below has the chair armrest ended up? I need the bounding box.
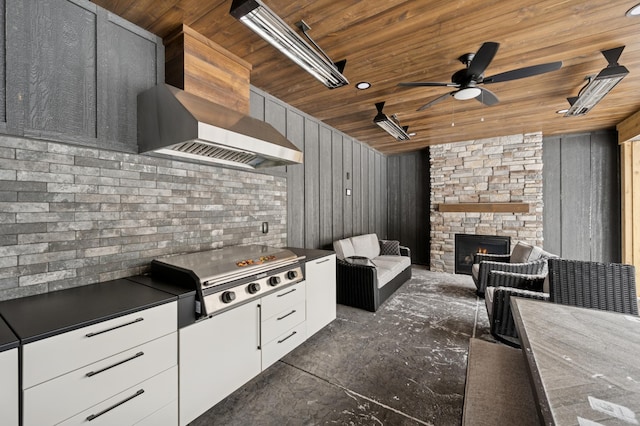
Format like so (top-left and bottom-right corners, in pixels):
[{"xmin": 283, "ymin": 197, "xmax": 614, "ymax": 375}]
[
  {"xmin": 477, "ymin": 258, "xmax": 548, "ymax": 295},
  {"xmin": 474, "ymin": 253, "xmax": 510, "ymax": 263},
  {"xmin": 399, "ymin": 245, "xmax": 411, "ymax": 257},
  {"xmin": 488, "ymin": 270, "xmax": 546, "ymax": 292},
  {"xmin": 336, "ymin": 259, "xmax": 379, "ymax": 312},
  {"xmin": 491, "ymin": 287, "xmax": 550, "ymax": 342}
]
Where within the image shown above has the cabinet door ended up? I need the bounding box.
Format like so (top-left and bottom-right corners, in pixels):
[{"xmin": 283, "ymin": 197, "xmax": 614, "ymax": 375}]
[
  {"xmin": 0, "ymin": 348, "xmax": 18, "ymax": 426},
  {"xmin": 179, "ymin": 301, "xmax": 261, "ymax": 426},
  {"xmin": 306, "ymin": 255, "xmax": 337, "ymax": 337}
]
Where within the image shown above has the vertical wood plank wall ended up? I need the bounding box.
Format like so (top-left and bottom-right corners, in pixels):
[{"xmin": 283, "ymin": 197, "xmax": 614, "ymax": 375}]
[
  {"xmin": 542, "ymin": 130, "xmax": 621, "ymax": 262},
  {"xmin": 250, "ymin": 87, "xmax": 388, "ymax": 250},
  {"xmin": 386, "ymin": 150, "xmax": 430, "ymax": 265}
]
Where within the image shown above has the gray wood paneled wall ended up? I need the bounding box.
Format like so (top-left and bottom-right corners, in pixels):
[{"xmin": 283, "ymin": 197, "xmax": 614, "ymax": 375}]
[
  {"xmin": 387, "ymin": 150, "xmax": 430, "ymax": 265},
  {"xmin": 250, "ymin": 87, "xmax": 388, "ymax": 250},
  {"xmin": 3, "ymin": 0, "xmax": 163, "ymax": 152},
  {"xmin": 543, "ymin": 130, "xmax": 621, "ymax": 262}
]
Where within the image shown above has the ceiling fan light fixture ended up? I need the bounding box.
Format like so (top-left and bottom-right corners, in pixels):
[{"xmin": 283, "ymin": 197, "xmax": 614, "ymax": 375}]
[
  {"xmin": 373, "ymin": 102, "xmax": 411, "ymax": 141},
  {"xmin": 230, "ymin": 0, "xmax": 349, "ymax": 89},
  {"xmin": 564, "ymin": 46, "xmax": 629, "ymax": 117},
  {"xmin": 453, "ymin": 87, "xmax": 482, "ymax": 100},
  {"xmin": 626, "ymin": 3, "xmax": 640, "ymax": 16}
]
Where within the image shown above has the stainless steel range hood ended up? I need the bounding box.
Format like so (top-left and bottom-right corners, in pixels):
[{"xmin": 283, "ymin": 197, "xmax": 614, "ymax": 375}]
[{"xmin": 137, "ymin": 84, "xmax": 303, "ymax": 169}]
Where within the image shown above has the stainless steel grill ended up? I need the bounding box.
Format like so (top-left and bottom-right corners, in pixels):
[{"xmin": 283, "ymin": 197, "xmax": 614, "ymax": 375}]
[{"xmin": 151, "ymin": 245, "xmax": 304, "ymax": 317}]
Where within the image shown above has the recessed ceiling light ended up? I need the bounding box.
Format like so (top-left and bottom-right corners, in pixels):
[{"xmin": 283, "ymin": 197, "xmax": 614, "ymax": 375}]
[
  {"xmin": 356, "ymin": 81, "xmax": 371, "ymax": 90},
  {"xmin": 556, "ymin": 109, "xmax": 569, "ymax": 114},
  {"xmin": 626, "ymin": 3, "xmax": 640, "ymax": 16}
]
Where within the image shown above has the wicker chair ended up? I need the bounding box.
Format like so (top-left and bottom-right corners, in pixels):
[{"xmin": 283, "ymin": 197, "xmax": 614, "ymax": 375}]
[
  {"xmin": 548, "ymin": 258, "xmax": 638, "ymax": 315},
  {"xmin": 488, "ymin": 258, "xmax": 638, "ymax": 348},
  {"xmin": 485, "ymin": 270, "xmax": 549, "ymax": 347},
  {"xmin": 472, "ymin": 242, "xmax": 555, "ymax": 296}
]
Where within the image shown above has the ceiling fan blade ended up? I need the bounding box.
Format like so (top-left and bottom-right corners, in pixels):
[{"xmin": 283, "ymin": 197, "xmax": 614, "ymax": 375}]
[
  {"xmin": 475, "ymin": 88, "xmax": 499, "ymax": 106},
  {"xmin": 483, "ymin": 61, "xmax": 562, "ymax": 84},
  {"xmin": 468, "ymin": 42, "xmax": 499, "ymax": 77},
  {"xmin": 417, "ymin": 92, "xmax": 453, "ymax": 111},
  {"xmin": 398, "ymin": 82, "xmax": 458, "ymax": 87}
]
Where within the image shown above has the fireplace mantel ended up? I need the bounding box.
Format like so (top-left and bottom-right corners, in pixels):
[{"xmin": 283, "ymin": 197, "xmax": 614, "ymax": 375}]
[{"xmin": 437, "ymin": 202, "xmax": 530, "ymax": 213}]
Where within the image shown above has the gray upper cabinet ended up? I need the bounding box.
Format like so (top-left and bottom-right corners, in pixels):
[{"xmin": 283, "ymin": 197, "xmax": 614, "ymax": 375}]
[{"xmin": 3, "ymin": 0, "xmax": 163, "ymax": 151}]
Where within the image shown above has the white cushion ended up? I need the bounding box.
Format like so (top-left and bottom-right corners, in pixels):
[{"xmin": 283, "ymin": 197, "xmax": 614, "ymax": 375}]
[
  {"xmin": 333, "ymin": 238, "xmax": 355, "ymax": 260},
  {"xmin": 471, "ymin": 263, "xmax": 480, "ymax": 280},
  {"xmin": 373, "ymin": 255, "xmax": 411, "ymax": 288},
  {"xmin": 350, "ymin": 234, "xmax": 380, "ymax": 259},
  {"xmin": 510, "ymin": 242, "xmax": 533, "ymax": 263},
  {"xmin": 485, "ymin": 286, "xmax": 495, "ymax": 321}
]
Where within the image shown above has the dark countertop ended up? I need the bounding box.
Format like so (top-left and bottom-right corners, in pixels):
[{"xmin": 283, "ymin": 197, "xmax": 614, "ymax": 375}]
[
  {"xmin": 286, "ymin": 247, "xmax": 335, "ymax": 263},
  {"xmin": 0, "ymin": 278, "xmax": 176, "ymax": 345},
  {"xmin": 0, "ymin": 316, "xmax": 18, "ymax": 352}
]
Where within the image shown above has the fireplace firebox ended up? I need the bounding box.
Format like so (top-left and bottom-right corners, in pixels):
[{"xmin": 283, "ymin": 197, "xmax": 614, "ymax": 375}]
[{"xmin": 454, "ymin": 234, "xmax": 511, "ymax": 275}]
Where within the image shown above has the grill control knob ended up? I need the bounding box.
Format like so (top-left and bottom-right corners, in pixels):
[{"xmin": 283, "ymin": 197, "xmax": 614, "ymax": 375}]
[
  {"xmin": 268, "ymin": 276, "xmax": 281, "ymax": 286},
  {"xmin": 221, "ymin": 291, "xmax": 236, "ymax": 304},
  {"xmin": 248, "ymin": 283, "xmax": 261, "ymax": 294},
  {"xmin": 286, "ymin": 270, "xmax": 298, "ymax": 280}
]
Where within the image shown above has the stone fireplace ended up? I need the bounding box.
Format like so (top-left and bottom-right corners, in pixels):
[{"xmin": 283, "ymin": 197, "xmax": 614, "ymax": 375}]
[{"xmin": 430, "ymin": 133, "xmax": 544, "ymax": 273}]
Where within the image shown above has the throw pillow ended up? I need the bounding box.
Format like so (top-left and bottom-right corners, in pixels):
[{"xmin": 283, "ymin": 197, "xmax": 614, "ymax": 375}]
[
  {"xmin": 379, "ymin": 240, "xmax": 401, "ymax": 256},
  {"xmin": 345, "ymin": 256, "xmax": 376, "ymax": 267}
]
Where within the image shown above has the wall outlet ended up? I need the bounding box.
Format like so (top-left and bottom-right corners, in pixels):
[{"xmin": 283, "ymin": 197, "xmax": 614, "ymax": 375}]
[
  {"xmin": 345, "ymin": 189, "xmax": 351, "ymax": 196},
  {"xmin": 261, "ymin": 222, "xmax": 269, "ymax": 233}
]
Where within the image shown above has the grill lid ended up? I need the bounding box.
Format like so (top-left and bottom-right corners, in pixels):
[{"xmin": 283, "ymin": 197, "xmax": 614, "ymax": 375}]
[{"xmin": 151, "ymin": 245, "xmax": 299, "ymax": 288}]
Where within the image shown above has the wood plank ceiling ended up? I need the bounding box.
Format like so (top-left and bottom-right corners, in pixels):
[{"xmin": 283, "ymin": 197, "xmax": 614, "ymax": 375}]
[{"xmin": 93, "ymin": 0, "xmax": 640, "ymax": 154}]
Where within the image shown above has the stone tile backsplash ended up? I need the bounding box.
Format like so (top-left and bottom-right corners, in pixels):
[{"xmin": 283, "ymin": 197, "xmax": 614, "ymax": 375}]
[
  {"xmin": 430, "ymin": 133, "xmax": 544, "ymax": 273},
  {"xmin": 0, "ymin": 135, "xmax": 287, "ymax": 300}
]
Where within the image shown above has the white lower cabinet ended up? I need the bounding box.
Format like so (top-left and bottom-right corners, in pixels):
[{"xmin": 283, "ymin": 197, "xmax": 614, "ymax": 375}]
[
  {"xmin": 59, "ymin": 366, "xmax": 178, "ymax": 426},
  {"xmin": 306, "ymin": 254, "xmax": 337, "ymax": 337},
  {"xmin": 21, "ymin": 301, "xmax": 178, "ymax": 426},
  {"xmin": 0, "ymin": 348, "xmax": 18, "ymax": 426},
  {"xmin": 179, "ymin": 300, "xmax": 262, "ymax": 426},
  {"xmin": 261, "ymin": 282, "xmax": 307, "ymax": 370}
]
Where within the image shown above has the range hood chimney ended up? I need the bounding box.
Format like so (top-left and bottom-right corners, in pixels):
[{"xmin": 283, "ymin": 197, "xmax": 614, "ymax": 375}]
[{"xmin": 138, "ymin": 25, "xmax": 303, "ymax": 169}]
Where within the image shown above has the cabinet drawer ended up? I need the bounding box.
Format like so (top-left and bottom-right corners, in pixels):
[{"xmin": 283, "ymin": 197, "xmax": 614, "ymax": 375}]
[
  {"xmin": 0, "ymin": 348, "xmax": 18, "ymax": 426},
  {"xmin": 24, "ymin": 332, "xmax": 177, "ymax": 426},
  {"xmin": 23, "ymin": 301, "xmax": 176, "ymax": 389},
  {"xmin": 135, "ymin": 399, "xmax": 178, "ymax": 426},
  {"xmin": 261, "ymin": 281, "xmax": 306, "ymax": 320},
  {"xmin": 261, "ymin": 301, "xmax": 305, "ymax": 345},
  {"xmin": 262, "ymin": 322, "xmax": 306, "ymax": 370},
  {"xmin": 58, "ymin": 366, "xmax": 177, "ymax": 426}
]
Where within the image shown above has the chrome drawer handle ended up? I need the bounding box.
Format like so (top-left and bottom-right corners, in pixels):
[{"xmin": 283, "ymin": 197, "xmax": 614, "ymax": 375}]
[
  {"xmin": 86, "ymin": 352, "xmax": 144, "ymax": 378},
  {"xmin": 277, "ymin": 310, "xmax": 296, "ymax": 321},
  {"xmin": 316, "ymin": 258, "xmax": 331, "ymax": 264},
  {"xmin": 86, "ymin": 389, "xmax": 144, "ymax": 421},
  {"xmin": 277, "ymin": 331, "xmax": 297, "ymax": 344},
  {"xmin": 277, "ymin": 288, "xmax": 296, "ymax": 297},
  {"xmin": 85, "ymin": 317, "xmax": 144, "ymax": 338}
]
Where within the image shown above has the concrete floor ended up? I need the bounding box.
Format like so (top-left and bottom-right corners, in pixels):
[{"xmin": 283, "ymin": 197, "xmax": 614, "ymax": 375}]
[{"xmin": 190, "ymin": 268, "xmax": 493, "ymax": 425}]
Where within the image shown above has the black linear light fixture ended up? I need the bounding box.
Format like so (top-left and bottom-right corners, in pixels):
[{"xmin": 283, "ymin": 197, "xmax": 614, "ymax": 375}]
[
  {"xmin": 564, "ymin": 46, "xmax": 629, "ymax": 117},
  {"xmin": 230, "ymin": 0, "xmax": 349, "ymax": 89},
  {"xmin": 373, "ymin": 102, "xmax": 411, "ymax": 141}
]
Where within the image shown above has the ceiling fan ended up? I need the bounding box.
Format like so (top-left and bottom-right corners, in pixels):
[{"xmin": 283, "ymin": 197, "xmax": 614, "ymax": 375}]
[{"xmin": 398, "ymin": 42, "xmax": 562, "ymax": 111}]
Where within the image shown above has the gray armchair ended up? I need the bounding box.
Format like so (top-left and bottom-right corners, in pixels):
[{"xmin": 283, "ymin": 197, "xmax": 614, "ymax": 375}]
[{"xmin": 472, "ymin": 241, "xmax": 555, "ymax": 296}]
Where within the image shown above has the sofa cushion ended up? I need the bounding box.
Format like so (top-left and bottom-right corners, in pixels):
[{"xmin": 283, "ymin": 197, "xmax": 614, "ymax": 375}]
[
  {"xmin": 485, "ymin": 286, "xmax": 495, "ymax": 321},
  {"xmin": 350, "ymin": 234, "xmax": 381, "ymax": 259},
  {"xmin": 333, "ymin": 238, "xmax": 355, "ymax": 260},
  {"xmin": 510, "ymin": 242, "xmax": 533, "ymax": 263},
  {"xmin": 373, "ymin": 255, "xmax": 411, "ymax": 288},
  {"xmin": 471, "ymin": 263, "xmax": 480, "ymax": 281}
]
